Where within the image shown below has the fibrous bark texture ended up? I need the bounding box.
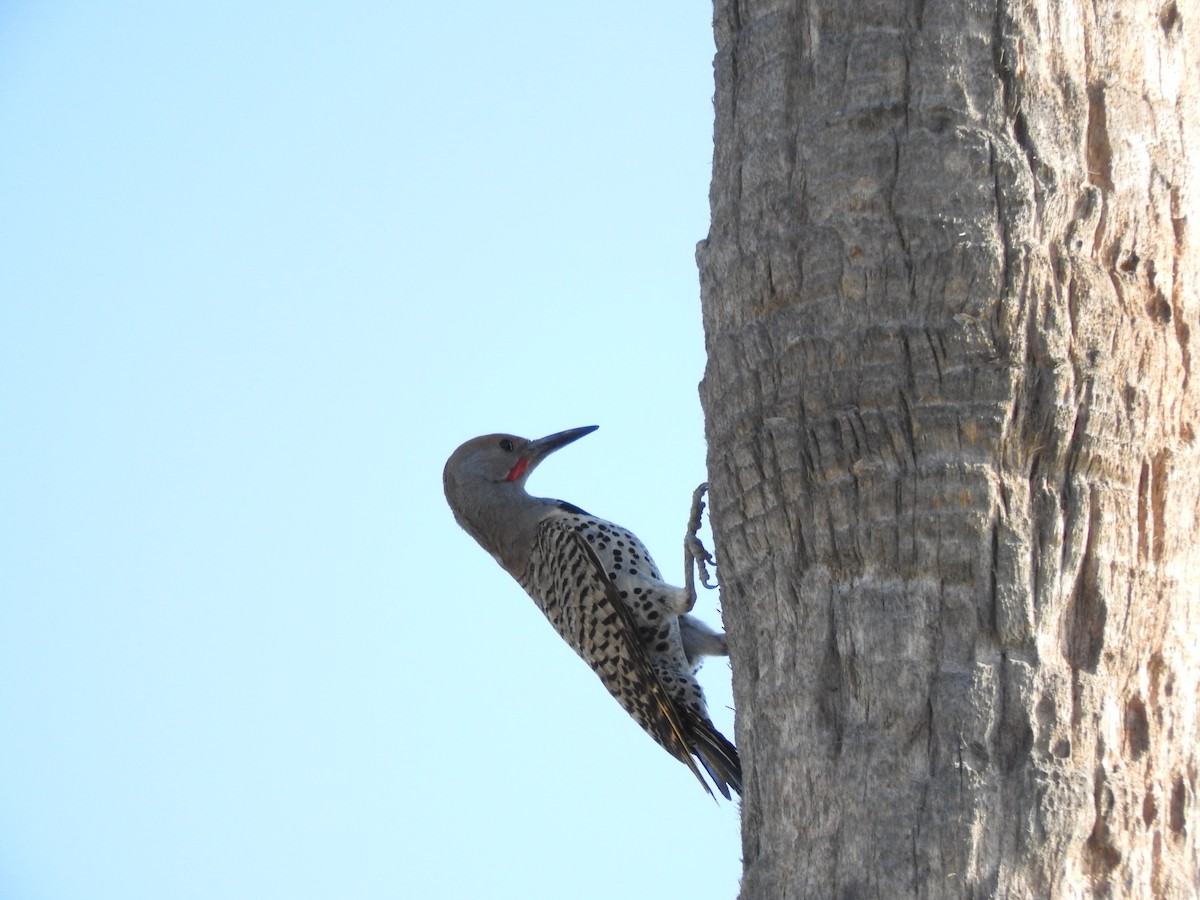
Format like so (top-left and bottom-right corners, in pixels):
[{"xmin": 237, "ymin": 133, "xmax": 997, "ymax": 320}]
[{"xmin": 697, "ymin": 0, "xmax": 1199, "ymax": 897}]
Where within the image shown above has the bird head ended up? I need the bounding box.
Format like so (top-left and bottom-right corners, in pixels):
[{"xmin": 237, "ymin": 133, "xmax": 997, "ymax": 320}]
[
  {"xmin": 443, "ymin": 425, "xmax": 598, "ymax": 491},
  {"xmin": 443, "ymin": 426, "xmax": 599, "ymax": 572}
]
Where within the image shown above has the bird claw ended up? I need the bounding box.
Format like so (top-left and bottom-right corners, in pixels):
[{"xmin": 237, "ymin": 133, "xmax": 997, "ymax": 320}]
[
  {"xmin": 683, "ymin": 483, "xmax": 718, "ymax": 610},
  {"xmin": 689, "ymin": 537, "xmax": 717, "ymax": 590}
]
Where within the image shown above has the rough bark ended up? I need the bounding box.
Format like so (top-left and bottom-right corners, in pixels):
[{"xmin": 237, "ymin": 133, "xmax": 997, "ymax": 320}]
[{"xmin": 697, "ymin": 0, "xmax": 1199, "ymax": 897}]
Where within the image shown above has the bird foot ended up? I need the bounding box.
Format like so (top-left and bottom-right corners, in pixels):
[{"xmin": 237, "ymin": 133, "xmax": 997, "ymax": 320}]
[{"xmin": 683, "ymin": 483, "xmax": 717, "ymax": 611}]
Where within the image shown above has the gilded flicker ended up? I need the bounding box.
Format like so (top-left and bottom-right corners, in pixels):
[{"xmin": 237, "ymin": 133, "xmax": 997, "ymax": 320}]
[{"xmin": 443, "ymin": 425, "xmax": 741, "ymax": 798}]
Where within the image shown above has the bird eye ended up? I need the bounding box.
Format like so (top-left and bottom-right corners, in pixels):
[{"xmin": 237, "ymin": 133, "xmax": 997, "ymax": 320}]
[{"xmin": 498, "ymin": 439, "xmax": 514, "ymax": 452}]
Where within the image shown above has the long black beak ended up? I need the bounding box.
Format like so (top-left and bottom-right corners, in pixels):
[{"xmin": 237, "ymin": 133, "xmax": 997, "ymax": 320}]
[
  {"xmin": 526, "ymin": 425, "xmax": 599, "ymax": 466},
  {"xmin": 504, "ymin": 426, "xmax": 598, "ymax": 484}
]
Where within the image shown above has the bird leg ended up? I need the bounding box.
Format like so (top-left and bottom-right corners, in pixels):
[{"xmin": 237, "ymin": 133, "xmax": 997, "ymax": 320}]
[{"xmin": 683, "ymin": 482, "xmax": 717, "ymax": 611}]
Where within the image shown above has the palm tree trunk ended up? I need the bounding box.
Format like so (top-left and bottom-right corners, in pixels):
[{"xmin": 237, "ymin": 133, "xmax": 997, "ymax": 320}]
[{"xmin": 698, "ymin": 1, "xmax": 1200, "ymax": 896}]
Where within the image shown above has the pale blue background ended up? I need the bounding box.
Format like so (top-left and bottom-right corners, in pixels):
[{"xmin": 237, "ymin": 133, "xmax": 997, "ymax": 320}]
[{"xmin": 0, "ymin": 3, "xmax": 741, "ymax": 899}]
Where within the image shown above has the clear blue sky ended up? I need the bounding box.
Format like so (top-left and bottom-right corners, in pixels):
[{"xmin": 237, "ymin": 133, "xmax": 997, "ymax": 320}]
[{"xmin": 0, "ymin": 3, "xmax": 740, "ymax": 898}]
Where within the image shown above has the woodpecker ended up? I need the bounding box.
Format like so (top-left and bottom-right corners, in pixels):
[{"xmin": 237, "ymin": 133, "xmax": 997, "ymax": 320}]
[{"xmin": 443, "ymin": 425, "xmax": 741, "ymax": 798}]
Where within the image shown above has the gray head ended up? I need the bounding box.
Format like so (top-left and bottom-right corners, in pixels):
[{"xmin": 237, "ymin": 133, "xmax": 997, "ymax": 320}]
[{"xmin": 443, "ymin": 426, "xmax": 598, "ymax": 575}]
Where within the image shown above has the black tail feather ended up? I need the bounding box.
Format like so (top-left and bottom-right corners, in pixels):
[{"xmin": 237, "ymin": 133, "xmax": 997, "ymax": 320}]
[{"xmin": 690, "ymin": 719, "xmax": 742, "ymax": 799}]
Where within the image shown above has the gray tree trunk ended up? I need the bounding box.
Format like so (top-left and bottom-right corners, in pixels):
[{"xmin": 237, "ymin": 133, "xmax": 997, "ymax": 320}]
[{"xmin": 697, "ymin": 0, "xmax": 1199, "ymax": 897}]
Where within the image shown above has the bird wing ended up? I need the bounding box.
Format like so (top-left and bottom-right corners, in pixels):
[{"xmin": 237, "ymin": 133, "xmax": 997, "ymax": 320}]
[{"xmin": 520, "ymin": 517, "xmax": 714, "ymax": 795}]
